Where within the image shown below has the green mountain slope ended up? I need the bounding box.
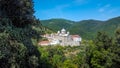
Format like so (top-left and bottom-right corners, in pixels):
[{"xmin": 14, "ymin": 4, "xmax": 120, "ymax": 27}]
[
  {"xmin": 69, "ymin": 20, "xmax": 104, "ymax": 39},
  {"xmin": 99, "ymin": 17, "xmax": 120, "ymax": 36},
  {"xmin": 41, "ymin": 17, "xmax": 120, "ymax": 40},
  {"xmin": 41, "ymin": 19, "xmax": 75, "ymax": 31}
]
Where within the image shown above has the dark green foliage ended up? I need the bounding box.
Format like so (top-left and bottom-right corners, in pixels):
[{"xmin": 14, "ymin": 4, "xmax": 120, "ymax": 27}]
[
  {"xmin": 91, "ymin": 32, "xmax": 113, "ymax": 68},
  {"xmin": 84, "ymin": 31, "xmax": 120, "ymax": 68},
  {"xmin": 115, "ymin": 28, "xmax": 120, "ymax": 44},
  {"xmin": 111, "ymin": 28, "xmax": 120, "ymax": 68},
  {"xmin": 0, "ymin": 0, "xmax": 43, "ymax": 67},
  {"xmin": 94, "ymin": 32, "xmax": 113, "ymax": 50},
  {"xmin": 0, "ymin": 0, "xmax": 56, "ymax": 67},
  {"xmin": 0, "ymin": 0, "xmax": 34, "ymax": 27},
  {"xmin": 0, "ymin": 18, "xmax": 41, "ymax": 68}
]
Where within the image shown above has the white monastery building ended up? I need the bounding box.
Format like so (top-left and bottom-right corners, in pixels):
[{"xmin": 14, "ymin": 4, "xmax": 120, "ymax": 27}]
[{"xmin": 39, "ymin": 28, "xmax": 82, "ymax": 46}]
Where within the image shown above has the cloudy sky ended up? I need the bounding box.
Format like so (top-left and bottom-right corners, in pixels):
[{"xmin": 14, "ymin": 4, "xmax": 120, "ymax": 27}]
[{"xmin": 33, "ymin": 0, "xmax": 120, "ymax": 21}]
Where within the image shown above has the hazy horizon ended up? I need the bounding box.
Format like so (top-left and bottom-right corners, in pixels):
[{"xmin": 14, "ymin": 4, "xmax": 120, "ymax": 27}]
[{"xmin": 39, "ymin": 16, "xmax": 120, "ymax": 22}]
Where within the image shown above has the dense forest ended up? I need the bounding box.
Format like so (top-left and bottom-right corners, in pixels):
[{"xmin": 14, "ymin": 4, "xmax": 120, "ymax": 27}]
[{"xmin": 0, "ymin": 0, "xmax": 120, "ymax": 68}]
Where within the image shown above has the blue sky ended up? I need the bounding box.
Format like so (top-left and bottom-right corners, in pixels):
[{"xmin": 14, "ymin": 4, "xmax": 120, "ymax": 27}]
[{"xmin": 33, "ymin": 0, "xmax": 120, "ymax": 21}]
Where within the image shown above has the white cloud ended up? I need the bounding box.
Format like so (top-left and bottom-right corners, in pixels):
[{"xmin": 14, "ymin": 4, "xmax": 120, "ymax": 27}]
[
  {"xmin": 98, "ymin": 4, "xmax": 119, "ymax": 17},
  {"xmin": 98, "ymin": 4, "xmax": 111, "ymax": 12}
]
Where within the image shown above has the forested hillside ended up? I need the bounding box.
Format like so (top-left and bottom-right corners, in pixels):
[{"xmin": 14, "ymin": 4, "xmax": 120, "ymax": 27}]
[
  {"xmin": 41, "ymin": 19, "xmax": 75, "ymax": 31},
  {"xmin": 41, "ymin": 17, "xmax": 120, "ymax": 39}
]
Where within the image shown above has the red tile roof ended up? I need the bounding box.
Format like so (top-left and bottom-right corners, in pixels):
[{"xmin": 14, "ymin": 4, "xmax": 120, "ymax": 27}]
[
  {"xmin": 38, "ymin": 41, "xmax": 50, "ymax": 45},
  {"xmin": 71, "ymin": 35, "xmax": 80, "ymax": 38}
]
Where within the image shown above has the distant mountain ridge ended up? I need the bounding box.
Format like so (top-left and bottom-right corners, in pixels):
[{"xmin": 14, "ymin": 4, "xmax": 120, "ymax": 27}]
[
  {"xmin": 41, "ymin": 19, "xmax": 75, "ymax": 31},
  {"xmin": 41, "ymin": 16, "xmax": 120, "ymax": 39}
]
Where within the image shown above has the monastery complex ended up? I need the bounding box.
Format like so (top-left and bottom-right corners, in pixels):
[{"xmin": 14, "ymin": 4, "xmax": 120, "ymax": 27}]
[{"xmin": 39, "ymin": 28, "xmax": 82, "ymax": 46}]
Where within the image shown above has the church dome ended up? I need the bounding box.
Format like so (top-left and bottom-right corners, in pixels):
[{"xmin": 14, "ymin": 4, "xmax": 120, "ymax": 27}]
[
  {"xmin": 61, "ymin": 28, "xmax": 66, "ymax": 32},
  {"xmin": 57, "ymin": 31, "xmax": 60, "ymax": 34}
]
